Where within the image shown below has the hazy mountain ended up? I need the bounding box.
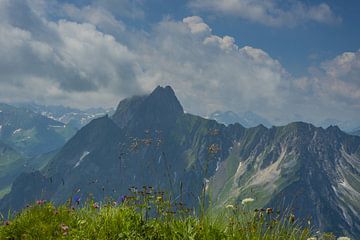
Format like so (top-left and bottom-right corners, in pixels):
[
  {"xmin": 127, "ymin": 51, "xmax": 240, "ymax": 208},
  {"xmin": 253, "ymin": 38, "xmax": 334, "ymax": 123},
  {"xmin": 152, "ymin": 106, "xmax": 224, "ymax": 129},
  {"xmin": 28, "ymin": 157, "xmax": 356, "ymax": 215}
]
[
  {"xmin": 209, "ymin": 110, "xmax": 272, "ymax": 128},
  {"xmin": 15, "ymin": 103, "xmax": 114, "ymax": 129},
  {"xmin": 1, "ymin": 86, "xmax": 359, "ymax": 238},
  {"xmin": 317, "ymin": 118, "xmax": 360, "ymax": 132},
  {"xmin": 0, "ymin": 103, "xmax": 76, "ymax": 157},
  {"xmin": 0, "ymin": 141, "xmax": 24, "ymax": 199},
  {"xmin": 350, "ymin": 128, "xmax": 360, "ymax": 136}
]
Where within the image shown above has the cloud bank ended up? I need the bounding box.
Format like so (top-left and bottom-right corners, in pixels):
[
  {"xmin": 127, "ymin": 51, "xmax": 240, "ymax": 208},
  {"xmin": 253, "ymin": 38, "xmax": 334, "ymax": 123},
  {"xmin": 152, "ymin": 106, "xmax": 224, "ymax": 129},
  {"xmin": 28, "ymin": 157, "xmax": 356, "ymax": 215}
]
[
  {"xmin": 189, "ymin": 0, "xmax": 341, "ymax": 27},
  {"xmin": 0, "ymin": 0, "xmax": 358, "ymax": 124}
]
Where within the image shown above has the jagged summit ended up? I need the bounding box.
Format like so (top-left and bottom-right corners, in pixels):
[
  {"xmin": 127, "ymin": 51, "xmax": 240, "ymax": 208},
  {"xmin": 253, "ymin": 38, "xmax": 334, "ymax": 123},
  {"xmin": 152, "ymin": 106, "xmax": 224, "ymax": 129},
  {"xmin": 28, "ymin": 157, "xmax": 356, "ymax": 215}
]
[{"xmin": 112, "ymin": 85, "xmax": 183, "ymax": 130}]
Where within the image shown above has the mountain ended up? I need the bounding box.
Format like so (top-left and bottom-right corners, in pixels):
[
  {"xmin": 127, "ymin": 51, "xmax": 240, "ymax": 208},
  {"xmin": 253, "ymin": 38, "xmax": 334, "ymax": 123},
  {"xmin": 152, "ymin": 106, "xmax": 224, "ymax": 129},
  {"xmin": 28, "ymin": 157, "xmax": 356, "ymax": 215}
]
[
  {"xmin": 209, "ymin": 110, "xmax": 272, "ymax": 128},
  {"xmin": 317, "ymin": 118, "xmax": 360, "ymax": 132},
  {"xmin": 209, "ymin": 123, "xmax": 360, "ymax": 237},
  {"xmin": 15, "ymin": 103, "xmax": 114, "ymax": 129},
  {"xmin": 0, "ymin": 141, "xmax": 24, "ymax": 199},
  {"xmin": 0, "ymin": 103, "xmax": 76, "ymax": 157},
  {"xmin": 350, "ymin": 128, "xmax": 360, "ymax": 136},
  {"xmin": 1, "ymin": 86, "xmax": 359, "ymax": 238}
]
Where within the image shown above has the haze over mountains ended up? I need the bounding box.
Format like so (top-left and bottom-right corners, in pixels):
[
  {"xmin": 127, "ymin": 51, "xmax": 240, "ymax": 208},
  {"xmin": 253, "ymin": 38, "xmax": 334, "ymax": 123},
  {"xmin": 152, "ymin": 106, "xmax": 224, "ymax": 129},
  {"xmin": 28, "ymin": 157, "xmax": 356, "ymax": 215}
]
[
  {"xmin": 14, "ymin": 103, "xmax": 114, "ymax": 129},
  {"xmin": 0, "ymin": 86, "xmax": 359, "ymax": 238}
]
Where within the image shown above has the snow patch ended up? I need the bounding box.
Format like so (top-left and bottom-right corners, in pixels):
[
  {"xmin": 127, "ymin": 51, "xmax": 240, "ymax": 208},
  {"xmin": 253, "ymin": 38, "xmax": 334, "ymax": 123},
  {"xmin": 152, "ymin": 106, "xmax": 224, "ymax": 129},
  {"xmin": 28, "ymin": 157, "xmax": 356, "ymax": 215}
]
[
  {"xmin": 74, "ymin": 151, "xmax": 90, "ymax": 168},
  {"xmin": 48, "ymin": 125, "xmax": 66, "ymax": 128},
  {"xmin": 13, "ymin": 128, "xmax": 22, "ymax": 134},
  {"xmin": 215, "ymin": 158, "xmax": 221, "ymax": 171}
]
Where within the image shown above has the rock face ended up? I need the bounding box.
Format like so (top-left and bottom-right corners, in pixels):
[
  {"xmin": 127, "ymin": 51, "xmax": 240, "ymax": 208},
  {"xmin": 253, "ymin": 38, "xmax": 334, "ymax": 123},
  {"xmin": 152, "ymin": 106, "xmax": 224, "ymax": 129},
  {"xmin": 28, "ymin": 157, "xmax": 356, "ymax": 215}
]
[{"xmin": 1, "ymin": 86, "xmax": 360, "ymax": 237}]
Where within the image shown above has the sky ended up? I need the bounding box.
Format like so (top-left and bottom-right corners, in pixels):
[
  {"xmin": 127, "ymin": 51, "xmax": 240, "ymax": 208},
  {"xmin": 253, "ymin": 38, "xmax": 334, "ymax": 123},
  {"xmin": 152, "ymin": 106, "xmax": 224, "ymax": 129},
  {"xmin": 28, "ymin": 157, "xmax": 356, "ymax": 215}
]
[{"xmin": 0, "ymin": 0, "xmax": 359, "ymax": 127}]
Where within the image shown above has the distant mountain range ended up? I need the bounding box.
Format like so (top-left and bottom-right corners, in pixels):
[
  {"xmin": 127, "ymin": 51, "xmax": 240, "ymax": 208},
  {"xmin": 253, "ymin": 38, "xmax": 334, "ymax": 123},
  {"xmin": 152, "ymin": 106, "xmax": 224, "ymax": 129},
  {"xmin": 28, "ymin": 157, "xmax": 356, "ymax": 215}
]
[
  {"xmin": 14, "ymin": 103, "xmax": 114, "ymax": 129},
  {"xmin": 209, "ymin": 110, "xmax": 272, "ymax": 128},
  {"xmin": 0, "ymin": 103, "xmax": 76, "ymax": 157},
  {"xmin": 0, "ymin": 104, "xmax": 75, "ymax": 199},
  {"xmin": 351, "ymin": 128, "xmax": 360, "ymax": 136},
  {"xmin": 1, "ymin": 86, "xmax": 359, "ymax": 238}
]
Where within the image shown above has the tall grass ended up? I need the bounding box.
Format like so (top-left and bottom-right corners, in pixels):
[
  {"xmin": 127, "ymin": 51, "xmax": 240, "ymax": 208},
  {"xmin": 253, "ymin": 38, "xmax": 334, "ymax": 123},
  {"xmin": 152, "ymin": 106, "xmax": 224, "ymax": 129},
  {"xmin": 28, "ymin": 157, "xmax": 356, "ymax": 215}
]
[{"xmin": 0, "ymin": 187, "xmax": 324, "ymax": 240}]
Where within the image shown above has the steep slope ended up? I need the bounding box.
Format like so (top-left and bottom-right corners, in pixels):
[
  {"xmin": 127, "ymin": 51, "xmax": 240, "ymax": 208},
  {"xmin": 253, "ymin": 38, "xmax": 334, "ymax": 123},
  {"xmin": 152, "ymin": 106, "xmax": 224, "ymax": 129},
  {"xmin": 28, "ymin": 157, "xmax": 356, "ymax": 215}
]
[
  {"xmin": 1, "ymin": 86, "xmax": 359, "ymax": 237},
  {"xmin": 0, "ymin": 103, "xmax": 76, "ymax": 156},
  {"xmin": 0, "ymin": 141, "xmax": 24, "ymax": 199},
  {"xmin": 210, "ymin": 123, "xmax": 360, "ymax": 237}
]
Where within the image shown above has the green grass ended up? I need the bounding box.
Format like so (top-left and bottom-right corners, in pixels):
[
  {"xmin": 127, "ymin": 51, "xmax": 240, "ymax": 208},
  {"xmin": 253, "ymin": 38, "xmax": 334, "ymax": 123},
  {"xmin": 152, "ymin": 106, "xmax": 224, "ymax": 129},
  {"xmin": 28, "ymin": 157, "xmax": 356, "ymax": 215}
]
[
  {"xmin": 0, "ymin": 186, "xmax": 325, "ymax": 240},
  {"xmin": 0, "ymin": 203, "xmax": 315, "ymax": 240}
]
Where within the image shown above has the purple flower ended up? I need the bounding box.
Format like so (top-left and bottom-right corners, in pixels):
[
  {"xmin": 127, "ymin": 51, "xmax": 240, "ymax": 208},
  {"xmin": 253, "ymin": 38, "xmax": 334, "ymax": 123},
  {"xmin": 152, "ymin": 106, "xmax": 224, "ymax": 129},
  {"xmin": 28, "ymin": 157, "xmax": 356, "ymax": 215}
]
[
  {"xmin": 73, "ymin": 195, "xmax": 81, "ymax": 205},
  {"xmin": 116, "ymin": 195, "xmax": 126, "ymax": 205}
]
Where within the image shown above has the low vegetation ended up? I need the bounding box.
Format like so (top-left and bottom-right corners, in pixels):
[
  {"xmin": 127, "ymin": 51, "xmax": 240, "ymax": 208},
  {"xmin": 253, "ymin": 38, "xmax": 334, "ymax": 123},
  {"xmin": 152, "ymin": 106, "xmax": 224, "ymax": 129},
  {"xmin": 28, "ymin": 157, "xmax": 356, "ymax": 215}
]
[{"xmin": 0, "ymin": 187, "xmax": 346, "ymax": 240}]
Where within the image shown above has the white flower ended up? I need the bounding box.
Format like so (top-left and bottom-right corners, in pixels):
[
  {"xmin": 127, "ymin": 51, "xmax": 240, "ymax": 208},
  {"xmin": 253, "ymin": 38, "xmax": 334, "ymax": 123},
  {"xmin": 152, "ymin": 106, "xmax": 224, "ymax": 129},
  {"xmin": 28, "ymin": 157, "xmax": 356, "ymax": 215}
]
[
  {"xmin": 337, "ymin": 237, "xmax": 351, "ymax": 240},
  {"xmin": 241, "ymin": 198, "xmax": 254, "ymax": 205},
  {"xmin": 225, "ymin": 204, "xmax": 234, "ymax": 209},
  {"xmin": 307, "ymin": 237, "xmax": 317, "ymax": 240}
]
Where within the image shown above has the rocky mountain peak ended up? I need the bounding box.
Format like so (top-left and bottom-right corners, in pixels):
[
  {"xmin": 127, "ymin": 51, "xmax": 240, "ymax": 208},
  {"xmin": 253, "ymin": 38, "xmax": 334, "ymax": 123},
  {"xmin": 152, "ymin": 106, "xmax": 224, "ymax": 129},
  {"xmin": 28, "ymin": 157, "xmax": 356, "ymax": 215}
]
[{"xmin": 112, "ymin": 86, "xmax": 183, "ymax": 130}]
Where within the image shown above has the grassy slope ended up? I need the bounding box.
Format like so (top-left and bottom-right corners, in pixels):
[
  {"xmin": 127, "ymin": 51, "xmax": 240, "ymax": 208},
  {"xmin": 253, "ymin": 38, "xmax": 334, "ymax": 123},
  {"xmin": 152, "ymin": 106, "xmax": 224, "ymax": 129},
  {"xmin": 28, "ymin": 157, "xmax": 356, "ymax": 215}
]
[
  {"xmin": 0, "ymin": 202, "xmax": 316, "ymax": 240},
  {"xmin": 0, "ymin": 187, "xmax": 345, "ymax": 240}
]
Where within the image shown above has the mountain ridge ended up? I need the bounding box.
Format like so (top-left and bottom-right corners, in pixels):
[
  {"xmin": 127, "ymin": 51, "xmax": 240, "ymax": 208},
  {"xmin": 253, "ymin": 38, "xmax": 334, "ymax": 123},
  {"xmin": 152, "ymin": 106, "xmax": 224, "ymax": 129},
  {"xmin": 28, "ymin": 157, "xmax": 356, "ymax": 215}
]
[{"xmin": 1, "ymin": 86, "xmax": 359, "ymax": 238}]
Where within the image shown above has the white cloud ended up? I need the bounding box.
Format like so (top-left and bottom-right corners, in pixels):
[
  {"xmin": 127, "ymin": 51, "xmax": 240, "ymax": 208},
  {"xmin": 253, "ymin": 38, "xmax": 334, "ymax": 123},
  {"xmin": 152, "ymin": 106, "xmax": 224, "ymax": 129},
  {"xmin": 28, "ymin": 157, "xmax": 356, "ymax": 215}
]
[
  {"xmin": 136, "ymin": 16, "xmax": 289, "ymax": 117},
  {"xmin": 183, "ymin": 16, "xmax": 211, "ymax": 34},
  {"xmin": 0, "ymin": 0, "xmax": 142, "ymax": 108},
  {"xmin": 189, "ymin": 0, "xmax": 341, "ymax": 27},
  {"xmin": 310, "ymin": 50, "xmax": 360, "ymax": 106},
  {"xmin": 0, "ymin": 0, "xmax": 357, "ymax": 124}
]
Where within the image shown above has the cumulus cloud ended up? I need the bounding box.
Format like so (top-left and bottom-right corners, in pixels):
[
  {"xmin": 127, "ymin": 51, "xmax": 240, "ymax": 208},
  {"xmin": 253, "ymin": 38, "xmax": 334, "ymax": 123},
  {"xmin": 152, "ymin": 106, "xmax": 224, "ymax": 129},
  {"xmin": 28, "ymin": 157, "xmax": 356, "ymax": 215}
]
[
  {"xmin": 0, "ymin": 0, "xmax": 357, "ymax": 124},
  {"xmin": 0, "ymin": 0, "xmax": 142, "ymax": 108},
  {"xmin": 189, "ymin": 0, "xmax": 341, "ymax": 27},
  {"xmin": 297, "ymin": 50, "xmax": 360, "ymax": 108},
  {"xmin": 137, "ymin": 16, "xmax": 290, "ymax": 117}
]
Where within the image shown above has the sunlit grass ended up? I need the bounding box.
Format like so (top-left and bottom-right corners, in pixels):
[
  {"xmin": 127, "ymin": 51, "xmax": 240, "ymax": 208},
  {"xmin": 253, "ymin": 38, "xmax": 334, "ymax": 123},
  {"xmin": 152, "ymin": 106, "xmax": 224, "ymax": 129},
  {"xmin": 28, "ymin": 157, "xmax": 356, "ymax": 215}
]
[{"xmin": 0, "ymin": 187, "xmax": 323, "ymax": 240}]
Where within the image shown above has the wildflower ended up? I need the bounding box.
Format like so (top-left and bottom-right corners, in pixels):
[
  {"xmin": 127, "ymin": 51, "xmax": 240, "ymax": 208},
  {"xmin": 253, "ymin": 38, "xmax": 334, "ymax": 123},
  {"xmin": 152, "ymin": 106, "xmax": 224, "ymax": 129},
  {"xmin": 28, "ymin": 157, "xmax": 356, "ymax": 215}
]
[
  {"xmin": 337, "ymin": 237, "xmax": 351, "ymax": 240},
  {"xmin": 241, "ymin": 198, "xmax": 254, "ymax": 205},
  {"xmin": 306, "ymin": 237, "xmax": 317, "ymax": 240},
  {"xmin": 208, "ymin": 144, "xmax": 220, "ymax": 154},
  {"xmin": 117, "ymin": 195, "xmax": 126, "ymax": 204},
  {"xmin": 92, "ymin": 202, "xmax": 100, "ymax": 209},
  {"xmin": 36, "ymin": 199, "xmax": 45, "ymax": 205},
  {"xmin": 60, "ymin": 223, "xmax": 69, "ymax": 236},
  {"xmin": 73, "ymin": 195, "xmax": 81, "ymax": 206},
  {"xmin": 3, "ymin": 221, "xmax": 11, "ymax": 226},
  {"xmin": 226, "ymin": 204, "xmax": 235, "ymax": 209},
  {"xmin": 289, "ymin": 213, "xmax": 295, "ymax": 224},
  {"xmin": 266, "ymin": 208, "xmax": 273, "ymax": 214},
  {"xmin": 156, "ymin": 196, "xmax": 163, "ymax": 202}
]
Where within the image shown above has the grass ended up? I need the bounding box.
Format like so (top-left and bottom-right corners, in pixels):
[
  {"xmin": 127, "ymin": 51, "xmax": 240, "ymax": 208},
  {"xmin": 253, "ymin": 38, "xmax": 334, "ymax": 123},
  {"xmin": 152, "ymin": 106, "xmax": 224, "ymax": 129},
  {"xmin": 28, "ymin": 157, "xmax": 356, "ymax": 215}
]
[{"xmin": 0, "ymin": 187, "xmax": 328, "ymax": 240}]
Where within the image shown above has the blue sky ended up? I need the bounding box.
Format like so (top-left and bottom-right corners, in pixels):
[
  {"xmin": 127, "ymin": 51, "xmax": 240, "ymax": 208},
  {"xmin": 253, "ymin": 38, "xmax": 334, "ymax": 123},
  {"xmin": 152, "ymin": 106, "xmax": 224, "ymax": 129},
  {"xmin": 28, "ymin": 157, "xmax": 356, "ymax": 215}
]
[{"xmin": 0, "ymin": 0, "xmax": 359, "ymax": 127}]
